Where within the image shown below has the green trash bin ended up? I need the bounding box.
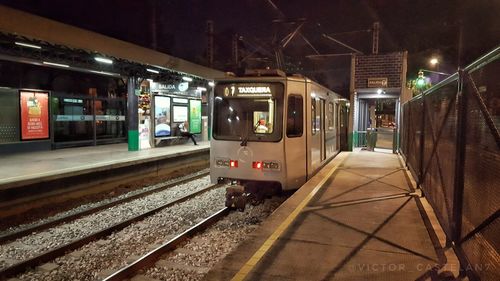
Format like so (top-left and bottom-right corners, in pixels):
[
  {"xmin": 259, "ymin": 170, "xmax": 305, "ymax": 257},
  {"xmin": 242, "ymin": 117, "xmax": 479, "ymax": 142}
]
[{"xmin": 366, "ymin": 128, "xmax": 378, "ymax": 151}]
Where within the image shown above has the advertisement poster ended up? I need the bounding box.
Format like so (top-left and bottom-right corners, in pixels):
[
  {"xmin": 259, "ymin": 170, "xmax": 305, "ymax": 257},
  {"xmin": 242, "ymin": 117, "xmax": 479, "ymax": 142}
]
[
  {"xmin": 154, "ymin": 96, "xmax": 171, "ymax": 137},
  {"xmin": 20, "ymin": 91, "xmax": 49, "ymax": 140},
  {"xmin": 173, "ymin": 106, "xmax": 188, "ymax": 122},
  {"xmin": 189, "ymin": 100, "xmax": 202, "ymax": 134}
]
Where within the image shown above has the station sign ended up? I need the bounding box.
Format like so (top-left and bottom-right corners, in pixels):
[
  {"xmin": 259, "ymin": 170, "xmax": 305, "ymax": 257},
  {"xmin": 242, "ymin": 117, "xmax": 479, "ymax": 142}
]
[
  {"xmin": 367, "ymin": 78, "xmax": 388, "ymax": 88},
  {"xmin": 151, "ymin": 82, "xmax": 189, "ymax": 92}
]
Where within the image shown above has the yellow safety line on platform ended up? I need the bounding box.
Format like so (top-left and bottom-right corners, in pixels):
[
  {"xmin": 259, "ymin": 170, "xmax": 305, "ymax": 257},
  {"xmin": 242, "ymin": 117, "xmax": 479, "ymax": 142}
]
[{"xmin": 231, "ymin": 154, "xmax": 347, "ymax": 281}]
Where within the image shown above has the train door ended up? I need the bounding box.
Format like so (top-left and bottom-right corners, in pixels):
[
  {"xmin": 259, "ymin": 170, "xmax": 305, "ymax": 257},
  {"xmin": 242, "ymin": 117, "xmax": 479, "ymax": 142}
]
[
  {"xmin": 336, "ymin": 102, "xmax": 340, "ymax": 151},
  {"xmin": 310, "ymin": 95, "xmax": 322, "ymax": 171},
  {"xmin": 320, "ymin": 99, "xmax": 326, "ymax": 161},
  {"xmin": 284, "ymin": 81, "xmax": 307, "ymax": 189}
]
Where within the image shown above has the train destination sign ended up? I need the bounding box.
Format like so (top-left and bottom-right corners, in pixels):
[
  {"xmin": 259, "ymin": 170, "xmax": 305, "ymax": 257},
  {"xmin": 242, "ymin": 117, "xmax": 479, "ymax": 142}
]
[{"xmin": 219, "ymin": 83, "xmax": 282, "ymax": 98}]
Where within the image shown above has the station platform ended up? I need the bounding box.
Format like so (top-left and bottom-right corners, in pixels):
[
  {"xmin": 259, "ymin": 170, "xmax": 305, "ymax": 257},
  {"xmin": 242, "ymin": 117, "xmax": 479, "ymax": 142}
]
[
  {"xmin": 206, "ymin": 150, "xmax": 460, "ymax": 281},
  {"xmin": 0, "ymin": 141, "xmax": 210, "ymax": 210}
]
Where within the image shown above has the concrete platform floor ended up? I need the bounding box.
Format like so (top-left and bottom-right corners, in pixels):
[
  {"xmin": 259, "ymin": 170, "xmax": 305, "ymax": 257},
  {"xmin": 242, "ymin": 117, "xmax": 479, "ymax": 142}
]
[
  {"xmin": 0, "ymin": 141, "xmax": 209, "ymax": 187},
  {"xmin": 206, "ymin": 150, "xmax": 455, "ymax": 281}
]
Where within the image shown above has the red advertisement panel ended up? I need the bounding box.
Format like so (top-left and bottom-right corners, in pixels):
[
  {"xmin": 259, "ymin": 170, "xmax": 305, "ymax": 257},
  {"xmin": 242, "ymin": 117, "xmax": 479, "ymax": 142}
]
[{"xmin": 20, "ymin": 91, "xmax": 49, "ymax": 140}]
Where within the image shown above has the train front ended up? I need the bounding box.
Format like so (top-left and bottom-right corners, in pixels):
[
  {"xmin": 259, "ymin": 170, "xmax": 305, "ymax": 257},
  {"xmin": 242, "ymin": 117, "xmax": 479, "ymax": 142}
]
[{"xmin": 210, "ymin": 81, "xmax": 285, "ymax": 209}]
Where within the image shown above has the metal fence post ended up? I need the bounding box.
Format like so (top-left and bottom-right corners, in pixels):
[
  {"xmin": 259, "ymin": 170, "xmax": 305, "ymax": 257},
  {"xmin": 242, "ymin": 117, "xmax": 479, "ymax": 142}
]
[
  {"xmin": 453, "ymin": 68, "xmax": 467, "ymax": 244},
  {"xmin": 418, "ymin": 93, "xmax": 425, "ymax": 186}
]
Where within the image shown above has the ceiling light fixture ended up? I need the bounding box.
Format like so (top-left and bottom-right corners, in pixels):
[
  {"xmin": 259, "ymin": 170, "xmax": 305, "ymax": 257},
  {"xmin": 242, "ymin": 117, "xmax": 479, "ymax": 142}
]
[
  {"xmin": 15, "ymin": 42, "xmax": 41, "ymax": 49},
  {"xmin": 95, "ymin": 57, "xmax": 113, "ymax": 64},
  {"xmin": 43, "ymin": 61, "xmax": 69, "ymax": 68}
]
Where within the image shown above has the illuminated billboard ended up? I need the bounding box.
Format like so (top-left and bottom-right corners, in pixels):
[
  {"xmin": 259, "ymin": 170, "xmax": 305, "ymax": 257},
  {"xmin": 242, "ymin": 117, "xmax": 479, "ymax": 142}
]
[
  {"xmin": 154, "ymin": 96, "xmax": 171, "ymax": 137},
  {"xmin": 20, "ymin": 91, "xmax": 49, "ymax": 140},
  {"xmin": 189, "ymin": 100, "xmax": 201, "ymax": 134}
]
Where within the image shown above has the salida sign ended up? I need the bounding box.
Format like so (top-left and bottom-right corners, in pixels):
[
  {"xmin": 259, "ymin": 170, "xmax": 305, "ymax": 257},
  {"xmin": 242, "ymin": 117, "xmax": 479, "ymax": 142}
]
[{"xmin": 20, "ymin": 91, "xmax": 49, "ymax": 140}]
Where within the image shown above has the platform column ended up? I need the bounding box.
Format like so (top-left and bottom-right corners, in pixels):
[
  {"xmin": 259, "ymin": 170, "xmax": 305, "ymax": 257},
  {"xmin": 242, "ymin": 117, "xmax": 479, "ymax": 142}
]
[
  {"xmin": 347, "ymin": 54, "xmax": 356, "ymax": 151},
  {"xmin": 127, "ymin": 76, "xmax": 139, "ymax": 151}
]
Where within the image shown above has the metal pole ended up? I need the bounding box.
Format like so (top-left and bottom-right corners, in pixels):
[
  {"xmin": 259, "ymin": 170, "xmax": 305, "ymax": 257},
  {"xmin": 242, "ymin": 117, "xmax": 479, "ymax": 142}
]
[
  {"xmin": 372, "ymin": 22, "xmax": 379, "ymax": 55},
  {"xmin": 452, "ymin": 69, "xmax": 467, "ymax": 243},
  {"xmin": 418, "ymin": 91, "xmax": 425, "ymax": 186},
  {"xmin": 127, "ymin": 77, "xmax": 139, "ymax": 151},
  {"xmin": 207, "ymin": 20, "xmax": 214, "ymax": 68}
]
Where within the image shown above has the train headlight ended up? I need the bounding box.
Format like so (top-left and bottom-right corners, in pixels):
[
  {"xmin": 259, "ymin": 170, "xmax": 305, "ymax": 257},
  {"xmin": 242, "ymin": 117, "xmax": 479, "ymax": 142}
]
[{"xmin": 230, "ymin": 160, "xmax": 238, "ymax": 168}]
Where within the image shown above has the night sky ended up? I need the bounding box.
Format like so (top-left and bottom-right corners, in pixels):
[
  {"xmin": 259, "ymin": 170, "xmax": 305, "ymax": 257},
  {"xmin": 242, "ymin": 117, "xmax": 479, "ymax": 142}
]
[{"xmin": 0, "ymin": 0, "xmax": 498, "ymax": 94}]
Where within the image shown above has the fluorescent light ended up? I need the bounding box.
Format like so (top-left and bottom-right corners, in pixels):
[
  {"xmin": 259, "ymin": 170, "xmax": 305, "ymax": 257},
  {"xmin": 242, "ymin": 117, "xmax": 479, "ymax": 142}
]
[
  {"xmin": 89, "ymin": 70, "xmax": 119, "ymax": 76},
  {"xmin": 15, "ymin": 42, "xmax": 41, "ymax": 49},
  {"xmin": 377, "ymin": 89, "xmax": 383, "ymax": 95},
  {"xmin": 43, "ymin": 61, "xmax": 69, "ymax": 68},
  {"xmin": 197, "ymin": 87, "xmax": 207, "ymax": 91},
  {"xmin": 147, "ymin": 79, "xmax": 154, "ymax": 82},
  {"xmin": 146, "ymin": 68, "xmax": 159, "ymax": 74},
  {"xmin": 182, "ymin": 76, "xmax": 193, "ymax": 82},
  {"xmin": 208, "ymin": 81, "xmax": 215, "ymax": 87},
  {"xmin": 94, "ymin": 57, "xmax": 113, "ymax": 64}
]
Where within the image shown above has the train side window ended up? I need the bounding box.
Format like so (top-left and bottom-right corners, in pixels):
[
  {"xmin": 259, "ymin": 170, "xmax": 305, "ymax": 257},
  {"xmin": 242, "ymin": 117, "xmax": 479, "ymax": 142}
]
[
  {"xmin": 286, "ymin": 95, "xmax": 303, "ymax": 137},
  {"xmin": 311, "ymin": 98, "xmax": 318, "ymax": 135},
  {"xmin": 328, "ymin": 102, "xmax": 334, "ymax": 131}
]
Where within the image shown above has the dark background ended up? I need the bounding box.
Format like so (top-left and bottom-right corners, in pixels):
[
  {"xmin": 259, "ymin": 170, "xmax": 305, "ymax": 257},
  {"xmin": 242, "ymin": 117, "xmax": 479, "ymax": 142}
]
[{"xmin": 0, "ymin": 0, "xmax": 498, "ymax": 96}]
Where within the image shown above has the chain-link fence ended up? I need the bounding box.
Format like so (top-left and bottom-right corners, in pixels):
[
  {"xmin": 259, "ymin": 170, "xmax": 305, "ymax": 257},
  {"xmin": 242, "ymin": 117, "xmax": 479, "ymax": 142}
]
[{"xmin": 400, "ymin": 46, "xmax": 499, "ymax": 281}]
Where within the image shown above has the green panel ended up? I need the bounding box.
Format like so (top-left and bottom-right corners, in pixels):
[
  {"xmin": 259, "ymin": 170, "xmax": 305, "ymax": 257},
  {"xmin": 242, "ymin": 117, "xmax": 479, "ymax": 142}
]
[
  {"xmin": 348, "ymin": 132, "xmax": 354, "ymax": 151},
  {"xmin": 189, "ymin": 100, "xmax": 202, "ymax": 134},
  {"xmin": 0, "ymin": 89, "xmax": 20, "ymax": 143},
  {"xmin": 128, "ymin": 130, "xmax": 139, "ymax": 151}
]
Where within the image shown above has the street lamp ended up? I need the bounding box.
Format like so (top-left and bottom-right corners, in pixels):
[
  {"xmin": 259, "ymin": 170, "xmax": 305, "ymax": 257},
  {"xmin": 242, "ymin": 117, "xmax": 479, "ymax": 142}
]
[{"xmin": 430, "ymin": 58, "xmax": 438, "ymax": 66}]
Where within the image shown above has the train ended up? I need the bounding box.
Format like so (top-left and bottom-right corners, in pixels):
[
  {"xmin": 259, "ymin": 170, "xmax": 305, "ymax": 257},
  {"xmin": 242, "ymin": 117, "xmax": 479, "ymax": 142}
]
[{"xmin": 209, "ymin": 69, "xmax": 348, "ymax": 209}]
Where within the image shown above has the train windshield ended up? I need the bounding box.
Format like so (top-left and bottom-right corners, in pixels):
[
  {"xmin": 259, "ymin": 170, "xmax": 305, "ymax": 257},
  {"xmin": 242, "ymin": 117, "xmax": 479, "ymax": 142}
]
[{"xmin": 213, "ymin": 82, "xmax": 284, "ymax": 142}]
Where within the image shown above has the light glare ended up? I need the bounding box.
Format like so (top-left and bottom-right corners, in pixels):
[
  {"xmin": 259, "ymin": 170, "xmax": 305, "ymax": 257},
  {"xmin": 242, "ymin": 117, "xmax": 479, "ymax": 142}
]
[{"xmin": 95, "ymin": 57, "xmax": 113, "ymax": 64}]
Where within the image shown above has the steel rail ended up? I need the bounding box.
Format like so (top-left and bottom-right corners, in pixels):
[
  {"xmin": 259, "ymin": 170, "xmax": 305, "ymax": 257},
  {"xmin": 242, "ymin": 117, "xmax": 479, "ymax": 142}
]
[
  {"xmin": 0, "ymin": 171, "xmax": 209, "ymax": 244},
  {"xmin": 0, "ymin": 183, "xmax": 221, "ymax": 280},
  {"xmin": 103, "ymin": 207, "xmax": 230, "ymax": 281}
]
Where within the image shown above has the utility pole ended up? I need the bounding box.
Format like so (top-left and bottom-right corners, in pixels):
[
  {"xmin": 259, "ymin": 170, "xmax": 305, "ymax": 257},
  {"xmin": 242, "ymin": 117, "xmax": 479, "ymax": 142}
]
[
  {"xmin": 372, "ymin": 22, "xmax": 379, "ymax": 54},
  {"xmin": 232, "ymin": 33, "xmax": 239, "ymax": 68},
  {"xmin": 206, "ymin": 20, "xmax": 214, "ymax": 68},
  {"xmin": 151, "ymin": 0, "xmax": 157, "ymax": 50}
]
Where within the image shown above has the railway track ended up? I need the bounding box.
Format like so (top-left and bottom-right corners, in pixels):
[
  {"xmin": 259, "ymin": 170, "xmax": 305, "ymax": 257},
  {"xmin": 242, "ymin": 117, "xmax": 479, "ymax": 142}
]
[
  {"xmin": 103, "ymin": 207, "xmax": 230, "ymax": 281},
  {"xmin": 0, "ymin": 170, "xmax": 209, "ymax": 244},
  {"xmin": 0, "ymin": 181, "xmax": 223, "ymax": 280}
]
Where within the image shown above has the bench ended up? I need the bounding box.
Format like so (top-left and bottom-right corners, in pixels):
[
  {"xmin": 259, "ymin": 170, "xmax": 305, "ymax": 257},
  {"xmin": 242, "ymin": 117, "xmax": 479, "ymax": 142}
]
[{"xmin": 155, "ymin": 136, "xmax": 188, "ymax": 147}]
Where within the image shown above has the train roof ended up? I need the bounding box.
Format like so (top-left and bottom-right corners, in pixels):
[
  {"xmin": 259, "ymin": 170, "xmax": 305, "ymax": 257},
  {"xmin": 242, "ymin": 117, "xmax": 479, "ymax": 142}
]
[{"xmin": 216, "ymin": 69, "xmax": 339, "ymax": 95}]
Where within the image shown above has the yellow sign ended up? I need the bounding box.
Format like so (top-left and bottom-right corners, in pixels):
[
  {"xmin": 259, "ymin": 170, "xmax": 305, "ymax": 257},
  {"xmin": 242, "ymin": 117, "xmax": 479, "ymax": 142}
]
[{"xmin": 367, "ymin": 78, "xmax": 388, "ymax": 88}]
